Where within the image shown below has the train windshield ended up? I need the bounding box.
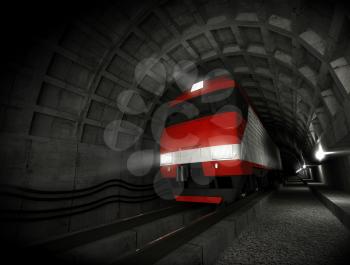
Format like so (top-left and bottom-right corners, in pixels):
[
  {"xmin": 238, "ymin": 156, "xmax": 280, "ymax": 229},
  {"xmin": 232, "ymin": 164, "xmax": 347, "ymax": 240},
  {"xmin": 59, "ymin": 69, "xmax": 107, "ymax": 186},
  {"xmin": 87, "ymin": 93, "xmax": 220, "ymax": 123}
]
[{"xmin": 165, "ymin": 88, "xmax": 247, "ymax": 127}]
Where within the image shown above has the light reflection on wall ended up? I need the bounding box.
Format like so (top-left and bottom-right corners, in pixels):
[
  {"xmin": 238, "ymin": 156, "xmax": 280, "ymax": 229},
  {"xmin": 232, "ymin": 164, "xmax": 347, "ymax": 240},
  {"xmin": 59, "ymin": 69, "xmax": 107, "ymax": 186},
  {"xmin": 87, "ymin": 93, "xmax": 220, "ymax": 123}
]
[{"xmin": 317, "ymin": 164, "xmax": 327, "ymax": 185}]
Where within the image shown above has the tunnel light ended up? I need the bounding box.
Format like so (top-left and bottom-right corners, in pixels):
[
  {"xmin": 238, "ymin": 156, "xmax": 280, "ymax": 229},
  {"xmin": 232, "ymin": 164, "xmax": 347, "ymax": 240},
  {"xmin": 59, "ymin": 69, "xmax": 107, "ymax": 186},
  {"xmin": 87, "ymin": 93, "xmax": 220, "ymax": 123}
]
[
  {"xmin": 160, "ymin": 153, "xmax": 174, "ymax": 165},
  {"xmin": 296, "ymin": 163, "xmax": 307, "ymax": 174},
  {"xmin": 210, "ymin": 145, "xmax": 234, "ymax": 160},
  {"xmin": 296, "ymin": 162, "xmax": 319, "ymax": 174},
  {"xmin": 191, "ymin": 80, "xmax": 203, "ymax": 92},
  {"xmin": 313, "ymin": 144, "xmax": 350, "ymax": 161},
  {"xmin": 315, "ymin": 144, "xmax": 326, "ymax": 161}
]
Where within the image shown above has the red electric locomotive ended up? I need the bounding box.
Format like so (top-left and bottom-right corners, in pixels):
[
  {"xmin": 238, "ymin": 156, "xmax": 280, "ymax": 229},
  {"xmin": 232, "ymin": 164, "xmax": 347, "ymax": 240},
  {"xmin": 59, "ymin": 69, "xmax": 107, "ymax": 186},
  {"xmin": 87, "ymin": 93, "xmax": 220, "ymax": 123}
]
[{"xmin": 160, "ymin": 74, "xmax": 282, "ymax": 204}]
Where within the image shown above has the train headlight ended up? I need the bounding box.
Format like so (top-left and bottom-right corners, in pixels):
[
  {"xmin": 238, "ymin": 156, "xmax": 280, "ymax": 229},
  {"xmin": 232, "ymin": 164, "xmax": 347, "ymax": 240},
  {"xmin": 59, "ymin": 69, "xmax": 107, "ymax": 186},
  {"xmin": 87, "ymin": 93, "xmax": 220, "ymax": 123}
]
[
  {"xmin": 210, "ymin": 145, "xmax": 234, "ymax": 160},
  {"xmin": 160, "ymin": 153, "xmax": 174, "ymax": 165}
]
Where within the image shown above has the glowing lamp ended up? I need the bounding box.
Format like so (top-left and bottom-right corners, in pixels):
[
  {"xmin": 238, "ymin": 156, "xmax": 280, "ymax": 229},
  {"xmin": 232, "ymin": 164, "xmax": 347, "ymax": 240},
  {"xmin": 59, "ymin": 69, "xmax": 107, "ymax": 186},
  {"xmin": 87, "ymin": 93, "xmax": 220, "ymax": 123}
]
[
  {"xmin": 315, "ymin": 144, "xmax": 326, "ymax": 161},
  {"xmin": 191, "ymin": 81, "xmax": 203, "ymax": 92}
]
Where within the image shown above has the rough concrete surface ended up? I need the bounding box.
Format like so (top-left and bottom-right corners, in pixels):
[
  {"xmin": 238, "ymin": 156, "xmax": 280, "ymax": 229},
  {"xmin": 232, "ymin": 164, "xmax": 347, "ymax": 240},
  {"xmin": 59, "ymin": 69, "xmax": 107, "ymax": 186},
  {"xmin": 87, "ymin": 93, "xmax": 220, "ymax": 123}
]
[{"xmin": 215, "ymin": 186, "xmax": 350, "ymax": 265}]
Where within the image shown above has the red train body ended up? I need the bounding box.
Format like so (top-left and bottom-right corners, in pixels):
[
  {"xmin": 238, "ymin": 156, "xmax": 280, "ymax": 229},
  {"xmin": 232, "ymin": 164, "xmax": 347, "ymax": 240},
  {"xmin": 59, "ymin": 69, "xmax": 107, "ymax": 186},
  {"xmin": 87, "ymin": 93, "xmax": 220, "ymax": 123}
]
[{"xmin": 160, "ymin": 75, "xmax": 281, "ymax": 204}]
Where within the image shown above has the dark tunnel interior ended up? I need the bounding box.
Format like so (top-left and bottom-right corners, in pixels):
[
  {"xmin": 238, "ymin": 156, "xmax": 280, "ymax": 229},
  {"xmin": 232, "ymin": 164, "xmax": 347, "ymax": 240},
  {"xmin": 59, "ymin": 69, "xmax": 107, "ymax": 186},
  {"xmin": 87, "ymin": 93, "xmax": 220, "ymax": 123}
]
[{"xmin": 1, "ymin": 0, "xmax": 350, "ymax": 264}]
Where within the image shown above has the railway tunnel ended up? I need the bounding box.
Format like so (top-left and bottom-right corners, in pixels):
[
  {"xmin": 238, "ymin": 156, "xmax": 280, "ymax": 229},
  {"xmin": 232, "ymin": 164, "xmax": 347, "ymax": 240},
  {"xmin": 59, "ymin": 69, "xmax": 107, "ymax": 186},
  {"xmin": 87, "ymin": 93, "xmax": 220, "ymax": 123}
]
[{"xmin": 1, "ymin": 0, "xmax": 350, "ymax": 264}]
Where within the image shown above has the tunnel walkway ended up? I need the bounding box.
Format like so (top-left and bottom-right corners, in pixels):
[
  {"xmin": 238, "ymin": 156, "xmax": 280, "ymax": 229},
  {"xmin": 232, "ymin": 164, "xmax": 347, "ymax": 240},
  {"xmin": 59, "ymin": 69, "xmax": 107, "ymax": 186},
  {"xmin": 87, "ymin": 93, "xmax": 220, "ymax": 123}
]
[{"xmin": 215, "ymin": 184, "xmax": 350, "ymax": 265}]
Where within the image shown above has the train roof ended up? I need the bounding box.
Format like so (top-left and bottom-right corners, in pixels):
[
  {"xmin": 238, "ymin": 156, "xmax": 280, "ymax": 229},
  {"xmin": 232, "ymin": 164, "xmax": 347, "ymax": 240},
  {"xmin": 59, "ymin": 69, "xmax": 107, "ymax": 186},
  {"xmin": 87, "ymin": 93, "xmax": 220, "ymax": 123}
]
[{"xmin": 167, "ymin": 75, "xmax": 278, "ymax": 148}]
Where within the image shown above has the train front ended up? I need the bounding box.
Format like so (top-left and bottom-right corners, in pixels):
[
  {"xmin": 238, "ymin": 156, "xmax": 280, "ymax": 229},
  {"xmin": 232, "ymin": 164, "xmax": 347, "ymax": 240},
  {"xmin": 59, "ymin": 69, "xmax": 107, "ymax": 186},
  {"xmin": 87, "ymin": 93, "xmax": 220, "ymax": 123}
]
[{"xmin": 159, "ymin": 75, "xmax": 250, "ymax": 204}]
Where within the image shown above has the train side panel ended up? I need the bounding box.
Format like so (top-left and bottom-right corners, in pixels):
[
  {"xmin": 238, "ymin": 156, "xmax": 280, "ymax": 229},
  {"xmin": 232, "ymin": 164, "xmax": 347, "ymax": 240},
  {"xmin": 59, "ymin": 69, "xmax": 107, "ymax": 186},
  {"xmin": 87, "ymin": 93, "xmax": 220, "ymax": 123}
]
[{"xmin": 241, "ymin": 107, "xmax": 282, "ymax": 170}]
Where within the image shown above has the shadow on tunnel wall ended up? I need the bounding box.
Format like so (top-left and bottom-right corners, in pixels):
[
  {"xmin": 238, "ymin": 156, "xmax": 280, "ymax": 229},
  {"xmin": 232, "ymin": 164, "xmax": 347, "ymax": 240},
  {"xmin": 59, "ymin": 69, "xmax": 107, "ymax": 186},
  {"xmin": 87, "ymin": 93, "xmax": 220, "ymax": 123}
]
[{"xmin": 310, "ymin": 155, "xmax": 350, "ymax": 192}]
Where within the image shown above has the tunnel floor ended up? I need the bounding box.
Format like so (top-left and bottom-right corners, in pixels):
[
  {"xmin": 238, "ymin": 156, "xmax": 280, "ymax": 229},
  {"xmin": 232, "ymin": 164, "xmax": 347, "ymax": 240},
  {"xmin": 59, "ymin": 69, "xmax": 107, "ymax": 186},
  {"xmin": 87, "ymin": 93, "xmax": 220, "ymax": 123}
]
[{"xmin": 215, "ymin": 185, "xmax": 350, "ymax": 265}]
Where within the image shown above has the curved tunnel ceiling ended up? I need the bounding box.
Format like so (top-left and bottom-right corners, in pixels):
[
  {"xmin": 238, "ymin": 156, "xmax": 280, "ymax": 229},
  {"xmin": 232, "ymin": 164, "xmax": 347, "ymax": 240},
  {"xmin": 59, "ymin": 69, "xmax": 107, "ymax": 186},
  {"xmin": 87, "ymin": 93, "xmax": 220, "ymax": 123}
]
[{"xmin": 2, "ymin": 0, "xmax": 350, "ymax": 172}]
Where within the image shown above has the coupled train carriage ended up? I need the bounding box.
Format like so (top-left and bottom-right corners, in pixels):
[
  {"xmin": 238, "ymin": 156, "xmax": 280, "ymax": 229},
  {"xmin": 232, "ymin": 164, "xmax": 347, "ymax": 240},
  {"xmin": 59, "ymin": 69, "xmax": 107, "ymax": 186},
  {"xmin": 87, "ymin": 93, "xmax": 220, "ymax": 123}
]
[{"xmin": 160, "ymin": 75, "xmax": 282, "ymax": 204}]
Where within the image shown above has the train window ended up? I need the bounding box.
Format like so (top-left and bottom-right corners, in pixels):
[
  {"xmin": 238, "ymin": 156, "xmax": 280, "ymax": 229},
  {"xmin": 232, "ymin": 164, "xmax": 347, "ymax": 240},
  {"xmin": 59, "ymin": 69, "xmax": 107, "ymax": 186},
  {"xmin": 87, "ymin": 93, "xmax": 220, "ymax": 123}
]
[
  {"xmin": 195, "ymin": 101, "xmax": 212, "ymax": 116},
  {"xmin": 166, "ymin": 102, "xmax": 200, "ymax": 126},
  {"xmin": 166, "ymin": 88, "xmax": 248, "ymax": 127},
  {"xmin": 166, "ymin": 111, "xmax": 190, "ymax": 126},
  {"xmin": 211, "ymin": 99, "xmax": 228, "ymax": 112},
  {"xmin": 202, "ymin": 88, "xmax": 233, "ymax": 104}
]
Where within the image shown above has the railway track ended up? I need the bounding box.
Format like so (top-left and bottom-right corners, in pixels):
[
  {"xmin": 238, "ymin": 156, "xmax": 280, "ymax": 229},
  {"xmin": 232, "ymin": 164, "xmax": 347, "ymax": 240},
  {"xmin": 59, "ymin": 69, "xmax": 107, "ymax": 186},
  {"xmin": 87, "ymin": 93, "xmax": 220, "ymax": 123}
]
[
  {"xmin": 114, "ymin": 191, "xmax": 269, "ymax": 265},
  {"xmin": 19, "ymin": 191, "xmax": 270, "ymax": 265},
  {"xmin": 22, "ymin": 203, "xmax": 215, "ymax": 264}
]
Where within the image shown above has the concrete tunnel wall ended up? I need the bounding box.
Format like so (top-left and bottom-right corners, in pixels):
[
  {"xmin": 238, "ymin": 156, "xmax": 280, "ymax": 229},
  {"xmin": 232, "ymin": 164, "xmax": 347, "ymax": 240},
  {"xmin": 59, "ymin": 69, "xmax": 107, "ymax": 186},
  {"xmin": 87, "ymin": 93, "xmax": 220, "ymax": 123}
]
[
  {"xmin": 1, "ymin": 0, "xmax": 350, "ymax": 244},
  {"xmin": 310, "ymin": 155, "xmax": 350, "ymax": 192}
]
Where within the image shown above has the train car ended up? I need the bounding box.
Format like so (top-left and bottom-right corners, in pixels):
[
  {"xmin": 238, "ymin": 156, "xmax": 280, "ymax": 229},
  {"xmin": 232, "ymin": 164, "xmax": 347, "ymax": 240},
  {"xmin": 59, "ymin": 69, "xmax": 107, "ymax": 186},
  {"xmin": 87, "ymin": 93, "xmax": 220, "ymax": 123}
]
[{"xmin": 159, "ymin": 74, "xmax": 282, "ymax": 204}]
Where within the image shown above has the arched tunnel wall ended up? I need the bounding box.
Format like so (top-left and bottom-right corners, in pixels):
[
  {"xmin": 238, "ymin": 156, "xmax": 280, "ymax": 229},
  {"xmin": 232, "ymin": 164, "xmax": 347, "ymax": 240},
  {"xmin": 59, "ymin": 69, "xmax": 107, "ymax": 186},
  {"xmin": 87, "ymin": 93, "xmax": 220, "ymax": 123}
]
[{"xmin": 1, "ymin": 0, "xmax": 350, "ymax": 245}]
